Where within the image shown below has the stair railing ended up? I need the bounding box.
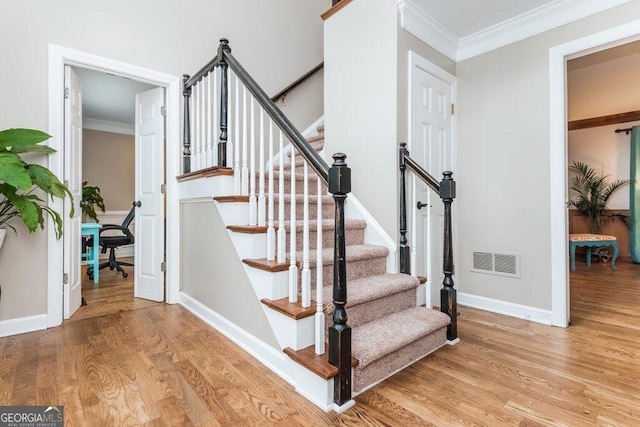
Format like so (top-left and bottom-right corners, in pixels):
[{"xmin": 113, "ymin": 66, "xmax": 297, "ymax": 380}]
[
  {"xmin": 182, "ymin": 39, "xmax": 353, "ymax": 406},
  {"xmin": 398, "ymin": 142, "xmax": 457, "ymax": 341}
]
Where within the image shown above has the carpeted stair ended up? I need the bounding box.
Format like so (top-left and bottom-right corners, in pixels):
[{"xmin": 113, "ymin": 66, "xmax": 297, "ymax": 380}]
[{"xmin": 236, "ymin": 123, "xmax": 450, "ymax": 395}]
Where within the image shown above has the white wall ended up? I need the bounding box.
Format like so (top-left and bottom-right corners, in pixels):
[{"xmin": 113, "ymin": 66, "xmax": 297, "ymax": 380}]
[
  {"xmin": 0, "ymin": 0, "xmax": 330, "ymax": 322},
  {"xmin": 324, "ymin": 0, "xmax": 399, "ymax": 238},
  {"xmin": 455, "ymin": 1, "xmax": 640, "ymax": 311}
]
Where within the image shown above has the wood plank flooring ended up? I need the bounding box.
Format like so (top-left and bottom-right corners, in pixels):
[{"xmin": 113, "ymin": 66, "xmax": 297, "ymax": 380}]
[{"xmin": 1, "ymin": 259, "xmax": 639, "ymax": 425}]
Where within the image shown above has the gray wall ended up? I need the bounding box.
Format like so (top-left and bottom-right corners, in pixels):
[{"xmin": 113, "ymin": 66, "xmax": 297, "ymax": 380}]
[
  {"xmin": 0, "ymin": 0, "xmax": 329, "ymax": 322},
  {"xmin": 455, "ymin": 1, "xmax": 640, "ymax": 310},
  {"xmin": 180, "ymin": 201, "xmax": 280, "ymax": 349}
]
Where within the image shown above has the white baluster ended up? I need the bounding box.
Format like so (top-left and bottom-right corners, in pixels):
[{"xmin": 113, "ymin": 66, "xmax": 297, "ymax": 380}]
[
  {"xmin": 288, "ymin": 149, "xmax": 298, "ymax": 303},
  {"xmin": 189, "ymin": 88, "xmax": 196, "ymax": 172},
  {"xmin": 241, "ymin": 86, "xmax": 249, "ymax": 196},
  {"xmin": 206, "ymin": 73, "xmax": 213, "ymax": 168},
  {"xmin": 277, "ymin": 131, "xmax": 286, "ymax": 263},
  {"xmin": 258, "ymin": 108, "xmax": 266, "ymax": 227},
  {"xmin": 212, "ymin": 67, "xmax": 219, "ymax": 167},
  {"xmin": 266, "ymin": 120, "xmax": 276, "ymax": 260},
  {"xmin": 233, "ymin": 73, "xmax": 241, "ymax": 194},
  {"xmin": 194, "ymin": 82, "xmax": 201, "ymax": 170},
  {"xmin": 411, "ymin": 173, "xmax": 417, "ymax": 276},
  {"xmin": 315, "ymin": 175, "xmax": 324, "ymax": 355},
  {"xmin": 301, "ymin": 161, "xmax": 311, "ymax": 308},
  {"xmin": 249, "ymin": 97, "xmax": 257, "ymax": 226}
]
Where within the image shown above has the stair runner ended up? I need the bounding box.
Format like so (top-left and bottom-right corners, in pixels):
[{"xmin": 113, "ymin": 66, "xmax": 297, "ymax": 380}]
[{"xmin": 237, "ymin": 124, "xmax": 450, "ymax": 394}]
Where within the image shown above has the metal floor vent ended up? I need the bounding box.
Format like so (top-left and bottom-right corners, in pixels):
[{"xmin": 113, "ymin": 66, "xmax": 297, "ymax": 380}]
[{"xmin": 472, "ymin": 251, "xmax": 520, "ymax": 278}]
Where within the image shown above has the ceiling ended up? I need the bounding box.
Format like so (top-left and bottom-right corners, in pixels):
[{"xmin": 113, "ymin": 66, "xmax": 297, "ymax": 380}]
[
  {"xmin": 415, "ymin": 0, "xmax": 556, "ymax": 39},
  {"xmin": 74, "ymin": 67, "xmax": 155, "ymax": 126}
]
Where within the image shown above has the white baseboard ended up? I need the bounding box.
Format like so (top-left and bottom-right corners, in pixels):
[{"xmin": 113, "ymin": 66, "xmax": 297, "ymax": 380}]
[
  {"xmin": 0, "ymin": 314, "xmax": 48, "ymax": 338},
  {"xmin": 179, "ymin": 292, "xmax": 295, "ymax": 386},
  {"xmin": 458, "ymin": 292, "xmax": 552, "ymax": 325}
]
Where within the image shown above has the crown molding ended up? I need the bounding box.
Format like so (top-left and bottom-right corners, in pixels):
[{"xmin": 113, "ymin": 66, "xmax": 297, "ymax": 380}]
[
  {"xmin": 457, "ymin": 0, "xmax": 633, "ymax": 61},
  {"xmin": 397, "ymin": 0, "xmax": 633, "ymax": 63},
  {"xmin": 397, "ymin": 0, "xmax": 458, "ymax": 62},
  {"xmin": 83, "ymin": 117, "xmax": 134, "ymax": 135}
]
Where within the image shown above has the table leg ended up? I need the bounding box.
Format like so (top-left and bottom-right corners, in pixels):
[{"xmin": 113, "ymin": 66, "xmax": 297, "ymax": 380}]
[
  {"xmin": 611, "ymin": 242, "xmax": 619, "ymax": 271},
  {"xmin": 586, "ymin": 247, "xmax": 592, "ymax": 267},
  {"xmin": 570, "ymin": 242, "xmax": 576, "ymax": 272},
  {"xmin": 92, "ymin": 231, "xmax": 100, "ymax": 283}
]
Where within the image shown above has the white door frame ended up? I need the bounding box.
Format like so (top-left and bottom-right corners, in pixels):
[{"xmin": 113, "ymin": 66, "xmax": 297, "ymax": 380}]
[
  {"xmin": 549, "ymin": 20, "xmax": 640, "ymax": 327},
  {"xmin": 47, "ymin": 44, "xmax": 181, "ymax": 327},
  {"xmin": 407, "ymin": 51, "xmax": 458, "ymax": 305}
]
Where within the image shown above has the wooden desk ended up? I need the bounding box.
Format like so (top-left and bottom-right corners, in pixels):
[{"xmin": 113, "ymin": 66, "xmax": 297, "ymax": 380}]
[
  {"xmin": 82, "ymin": 223, "xmax": 102, "ymax": 283},
  {"xmin": 569, "ymin": 233, "xmax": 618, "ymax": 272}
]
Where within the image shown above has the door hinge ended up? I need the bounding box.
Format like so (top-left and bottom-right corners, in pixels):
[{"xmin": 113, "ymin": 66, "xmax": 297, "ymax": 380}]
[
  {"xmin": 160, "ymin": 183, "xmax": 166, "ymax": 194},
  {"xmin": 451, "ymin": 103, "xmax": 455, "ymax": 115},
  {"xmin": 63, "ymin": 273, "xmax": 69, "ymax": 285},
  {"xmin": 160, "ymin": 262, "xmax": 166, "ymax": 273},
  {"xmin": 64, "ymin": 87, "xmax": 70, "ymax": 99},
  {"xmin": 160, "ymin": 106, "xmax": 167, "ymax": 116}
]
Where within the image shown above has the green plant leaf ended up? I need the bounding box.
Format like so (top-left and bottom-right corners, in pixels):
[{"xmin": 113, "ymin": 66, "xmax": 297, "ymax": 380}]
[
  {"xmin": 0, "ymin": 128, "xmax": 51, "ymax": 150},
  {"xmin": 11, "ymin": 144, "xmax": 57, "ymax": 154},
  {"xmin": 0, "ymin": 152, "xmax": 32, "ymax": 189}
]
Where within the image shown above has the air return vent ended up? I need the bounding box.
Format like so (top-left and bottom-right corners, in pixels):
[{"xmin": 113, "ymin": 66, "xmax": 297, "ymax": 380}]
[{"xmin": 472, "ymin": 251, "xmax": 520, "ymax": 278}]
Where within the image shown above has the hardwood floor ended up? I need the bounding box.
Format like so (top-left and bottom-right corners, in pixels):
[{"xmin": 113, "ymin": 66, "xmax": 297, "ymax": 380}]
[{"xmin": 1, "ymin": 259, "xmax": 639, "ymax": 425}]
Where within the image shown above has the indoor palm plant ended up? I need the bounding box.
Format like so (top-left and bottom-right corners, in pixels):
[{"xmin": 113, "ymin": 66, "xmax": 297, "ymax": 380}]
[
  {"xmin": 82, "ymin": 181, "xmax": 105, "ymax": 223},
  {"xmin": 0, "ymin": 128, "xmax": 72, "ymax": 243},
  {"xmin": 569, "ymin": 161, "xmax": 632, "ymax": 234}
]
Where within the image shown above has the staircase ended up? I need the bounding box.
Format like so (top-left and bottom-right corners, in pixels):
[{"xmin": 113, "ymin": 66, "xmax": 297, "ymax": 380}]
[
  {"xmin": 178, "ymin": 39, "xmax": 456, "ymax": 412},
  {"xmin": 218, "ymin": 124, "xmax": 451, "ymax": 402}
]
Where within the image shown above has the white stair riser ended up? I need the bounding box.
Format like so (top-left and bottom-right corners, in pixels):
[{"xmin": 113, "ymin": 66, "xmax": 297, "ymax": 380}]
[
  {"xmin": 264, "ymin": 308, "xmax": 315, "ymax": 351},
  {"xmin": 244, "ymin": 268, "xmax": 289, "ymax": 300}
]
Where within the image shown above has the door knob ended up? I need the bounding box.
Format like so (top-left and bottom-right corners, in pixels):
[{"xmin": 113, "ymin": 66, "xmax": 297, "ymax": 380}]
[
  {"xmin": 133, "ymin": 201, "xmax": 142, "ymax": 208},
  {"xmin": 417, "ymin": 201, "xmax": 429, "ymax": 210}
]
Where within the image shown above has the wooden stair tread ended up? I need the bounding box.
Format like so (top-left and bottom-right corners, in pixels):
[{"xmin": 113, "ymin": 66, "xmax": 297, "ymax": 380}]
[
  {"xmin": 242, "ymin": 258, "xmax": 291, "ymax": 272},
  {"xmin": 284, "ymin": 345, "xmax": 358, "ymax": 380},
  {"xmin": 417, "ymin": 275, "xmax": 427, "ymax": 284},
  {"xmin": 261, "ymin": 297, "xmax": 319, "ymax": 320},
  {"xmin": 214, "ymin": 195, "xmax": 250, "ymax": 203},
  {"xmin": 176, "ymin": 166, "xmax": 233, "ymax": 182},
  {"xmin": 227, "ymin": 225, "xmax": 267, "ymax": 234}
]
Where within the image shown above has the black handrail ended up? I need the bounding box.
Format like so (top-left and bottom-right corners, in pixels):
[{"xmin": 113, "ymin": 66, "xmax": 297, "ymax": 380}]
[
  {"xmin": 224, "ymin": 48, "xmax": 329, "ymax": 184},
  {"xmin": 398, "ymin": 142, "xmax": 457, "ymax": 342},
  {"xmin": 271, "ymin": 62, "xmax": 324, "ymax": 103}
]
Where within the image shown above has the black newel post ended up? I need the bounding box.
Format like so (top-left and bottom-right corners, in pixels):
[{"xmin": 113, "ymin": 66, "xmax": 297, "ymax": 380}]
[
  {"xmin": 439, "ymin": 171, "xmax": 457, "ymax": 341},
  {"xmin": 182, "ymin": 74, "xmax": 192, "ymax": 173},
  {"xmin": 218, "ymin": 38, "xmax": 231, "ymax": 167},
  {"xmin": 399, "ymin": 143, "xmax": 410, "ymax": 274},
  {"xmin": 332, "ymin": 0, "xmax": 341, "ymax": 5},
  {"xmin": 328, "ymin": 153, "xmax": 352, "ymax": 406}
]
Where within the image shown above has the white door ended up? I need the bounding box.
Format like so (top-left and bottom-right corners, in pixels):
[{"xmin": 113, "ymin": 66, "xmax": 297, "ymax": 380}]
[
  {"xmin": 411, "ymin": 64, "xmax": 454, "ymax": 307},
  {"xmin": 63, "ymin": 66, "xmax": 83, "ymax": 319},
  {"xmin": 134, "ymin": 87, "xmax": 165, "ymax": 302}
]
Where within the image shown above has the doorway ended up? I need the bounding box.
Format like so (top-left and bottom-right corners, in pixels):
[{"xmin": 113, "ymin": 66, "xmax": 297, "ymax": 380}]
[
  {"xmin": 407, "ymin": 51, "xmax": 457, "ymax": 308},
  {"xmin": 549, "ymin": 22, "xmax": 640, "ymax": 327},
  {"xmin": 47, "ymin": 45, "xmax": 182, "ymax": 328}
]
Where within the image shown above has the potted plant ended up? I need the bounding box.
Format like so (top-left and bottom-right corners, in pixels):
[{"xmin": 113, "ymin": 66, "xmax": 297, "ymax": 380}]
[
  {"xmin": 82, "ymin": 181, "xmax": 105, "ymax": 223},
  {"xmin": 0, "ymin": 128, "xmax": 72, "ymax": 247},
  {"xmin": 569, "ymin": 161, "xmax": 632, "ymax": 234}
]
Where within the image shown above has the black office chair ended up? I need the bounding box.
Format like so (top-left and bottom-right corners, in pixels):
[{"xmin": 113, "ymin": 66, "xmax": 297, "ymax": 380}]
[{"xmin": 87, "ymin": 204, "xmax": 135, "ymax": 279}]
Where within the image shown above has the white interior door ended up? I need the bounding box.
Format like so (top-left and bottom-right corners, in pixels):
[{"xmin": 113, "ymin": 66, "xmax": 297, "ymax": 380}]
[
  {"xmin": 63, "ymin": 66, "xmax": 83, "ymax": 319},
  {"xmin": 134, "ymin": 87, "xmax": 165, "ymax": 302},
  {"xmin": 411, "ymin": 64, "xmax": 453, "ymax": 307}
]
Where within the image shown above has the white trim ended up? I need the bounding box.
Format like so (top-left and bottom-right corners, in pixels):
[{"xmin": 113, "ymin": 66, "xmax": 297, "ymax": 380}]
[
  {"xmin": 47, "ymin": 44, "xmax": 182, "ymax": 327},
  {"xmin": 458, "ymin": 0, "xmax": 632, "ymax": 61},
  {"xmin": 397, "ymin": 0, "xmax": 632, "ymax": 62},
  {"xmin": 0, "ymin": 314, "xmax": 48, "ymax": 338},
  {"xmin": 83, "ymin": 118, "xmax": 134, "ymax": 135},
  {"xmin": 397, "ymin": 0, "xmax": 458, "ymax": 62},
  {"xmin": 458, "ymin": 293, "xmax": 552, "ymax": 325},
  {"xmin": 548, "ymin": 20, "xmax": 640, "ymax": 328},
  {"xmin": 179, "ymin": 292, "xmax": 295, "ymax": 386}
]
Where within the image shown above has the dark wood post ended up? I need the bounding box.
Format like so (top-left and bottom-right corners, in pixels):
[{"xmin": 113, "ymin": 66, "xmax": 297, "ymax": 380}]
[
  {"xmin": 439, "ymin": 171, "xmax": 457, "ymax": 341},
  {"xmin": 328, "ymin": 152, "xmax": 352, "ymax": 407},
  {"xmin": 218, "ymin": 38, "xmax": 231, "ymax": 167},
  {"xmin": 399, "ymin": 143, "xmax": 410, "ymax": 274},
  {"xmin": 182, "ymin": 74, "xmax": 192, "ymax": 173},
  {"xmin": 332, "ymin": 0, "xmax": 341, "ymax": 5}
]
